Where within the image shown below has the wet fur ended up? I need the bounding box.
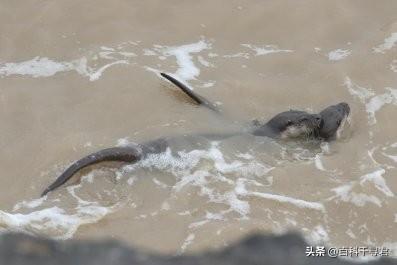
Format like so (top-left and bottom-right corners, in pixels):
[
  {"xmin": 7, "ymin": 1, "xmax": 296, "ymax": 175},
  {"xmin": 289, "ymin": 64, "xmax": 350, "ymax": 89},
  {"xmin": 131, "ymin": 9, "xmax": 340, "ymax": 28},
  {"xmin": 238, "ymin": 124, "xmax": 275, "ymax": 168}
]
[
  {"xmin": 41, "ymin": 74, "xmax": 350, "ymax": 196},
  {"xmin": 318, "ymin": 103, "xmax": 350, "ymax": 140}
]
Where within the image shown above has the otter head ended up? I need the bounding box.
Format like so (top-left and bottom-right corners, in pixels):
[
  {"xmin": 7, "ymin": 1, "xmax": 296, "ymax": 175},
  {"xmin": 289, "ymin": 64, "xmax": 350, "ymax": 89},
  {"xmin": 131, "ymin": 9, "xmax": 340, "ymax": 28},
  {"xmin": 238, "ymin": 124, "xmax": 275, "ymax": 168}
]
[
  {"xmin": 263, "ymin": 110, "xmax": 322, "ymax": 139},
  {"xmin": 318, "ymin": 102, "xmax": 350, "ymax": 140}
]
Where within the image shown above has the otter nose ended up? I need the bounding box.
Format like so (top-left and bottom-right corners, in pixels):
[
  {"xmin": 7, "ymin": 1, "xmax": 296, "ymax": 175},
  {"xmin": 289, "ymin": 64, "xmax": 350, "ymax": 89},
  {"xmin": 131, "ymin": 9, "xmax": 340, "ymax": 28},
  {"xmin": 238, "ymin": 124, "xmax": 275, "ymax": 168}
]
[{"xmin": 339, "ymin": 102, "xmax": 350, "ymax": 115}]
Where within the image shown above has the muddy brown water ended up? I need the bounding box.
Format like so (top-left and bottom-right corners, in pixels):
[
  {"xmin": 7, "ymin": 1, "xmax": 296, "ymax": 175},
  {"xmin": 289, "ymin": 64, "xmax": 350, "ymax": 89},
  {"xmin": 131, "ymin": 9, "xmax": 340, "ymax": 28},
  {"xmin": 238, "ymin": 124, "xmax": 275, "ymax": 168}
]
[{"xmin": 0, "ymin": 0, "xmax": 396, "ymax": 256}]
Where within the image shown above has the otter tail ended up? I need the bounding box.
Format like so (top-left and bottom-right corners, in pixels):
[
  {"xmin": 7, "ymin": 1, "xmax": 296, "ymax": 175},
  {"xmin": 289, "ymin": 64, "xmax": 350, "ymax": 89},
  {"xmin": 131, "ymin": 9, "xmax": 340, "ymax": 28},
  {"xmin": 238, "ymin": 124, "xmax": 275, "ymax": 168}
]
[
  {"xmin": 160, "ymin": 72, "xmax": 220, "ymax": 112},
  {"xmin": 41, "ymin": 147, "xmax": 141, "ymax": 197}
]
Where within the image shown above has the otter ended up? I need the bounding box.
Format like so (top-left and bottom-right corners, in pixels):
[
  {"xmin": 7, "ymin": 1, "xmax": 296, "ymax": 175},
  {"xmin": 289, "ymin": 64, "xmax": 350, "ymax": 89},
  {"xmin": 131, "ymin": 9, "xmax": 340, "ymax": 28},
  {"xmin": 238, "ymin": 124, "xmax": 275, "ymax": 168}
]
[
  {"xmin": 40, "ymin": 74, "xmax": 349, "ymax": 197},
  {"xmin": 41, "ymin": 110, "xmax": 321, "ymax": 197},
  {"xmin": 160, "ymin": 73, "xmax": 350, "ymax": 141}
]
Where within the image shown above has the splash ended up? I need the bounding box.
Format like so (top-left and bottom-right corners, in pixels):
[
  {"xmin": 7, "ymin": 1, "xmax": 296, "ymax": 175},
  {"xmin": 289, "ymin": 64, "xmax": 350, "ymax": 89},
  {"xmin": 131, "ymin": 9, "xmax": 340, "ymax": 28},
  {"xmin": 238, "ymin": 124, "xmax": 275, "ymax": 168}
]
[
  {"xmin": 0, "ymin": 45, "xmax": 136, "ymax": 81},
  {"xmin": 373, "ymin": 32, "xmax": 397, "ymax": 53},
  {"xmin": 0, "ymin": 204, "xmax": 114, "ymax": 239},
  {"xmin": 330, "ymin": 183, "xmax": 382, "ymax": 207},
  {"xmin": 328, "ymin": 49, "xmax": 351, "ymax": 61},
  {"xmin": 163, "ymin": 40, "xmax": 211, "ymax": 81},
  {"xmin": 360, "ymin": 169, "xmax": 394, "ymax": 197},
  {"xmin": 344, "ymin": 77, "xmax": 397, "ymax": 124},
  {"xmin": 1, "ymin": 174, "xmax": 120, "ymax": 239},
  {"xmin": 329, "ymin": 168, "xmax": 393, "ymax": 207},
  {"xmin": 390, "ymin": 60, "xmax": 397, "ymax": 72},
  {"xmin": 241, "ymin": 44, "xmax": 293, "ymax": 56},
  {"xmin": 0, "ymin": 56, "xmax": 129, "ymax": 81},
  {"xmin": 144, "ymin": 40, "xmax": 213, "ymax": 87}
]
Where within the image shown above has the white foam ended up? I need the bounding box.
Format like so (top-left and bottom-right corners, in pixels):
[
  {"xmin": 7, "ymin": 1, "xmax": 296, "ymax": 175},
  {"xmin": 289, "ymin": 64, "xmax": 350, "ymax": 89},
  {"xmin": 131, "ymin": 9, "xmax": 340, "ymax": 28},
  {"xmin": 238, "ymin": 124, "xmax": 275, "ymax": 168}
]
[
  {"xmin": 200, "ymin": 81, "xmax": 215, "ymax": 88},
  {"xmin": 235, "ymin": 178, "xmax": 324, "ymax": 211},
  {"xmin": 115, "ymin": 52, "xmax": 136, "ymax": 58},
  {"xmin": 365, "ymin": 87, "xmax": 397, "ymax": 124},
  {"xmin": 373, "ymin": 32, "xmax": 397, "ymax": 53},
  {"xmin": 308, "ymin": 225, "xmax": 329, "ymax": 243},
  {"xmin": 67, "ymin": 178, "xmax": 95, "ymax": 206},
  {"xmin": 383, "ymin": 153, "xmax": 397, "ymax": 163},
  {"xmin": 153, "ymin": 178, "xmax": 168, "ymax": 189},
  {"xmin": 367, "ymin": 148, "xmax": 380, "ymax": 166},
  {"xmin": 0, "ymin": 57, "xmax": 72, "ymax": 77},
  {"xmin": 0, "ymin": 56, "xmax": 129, "ymax": 81},
  {"xmin": 197, "ymin": 55, "xmax": 213, "ymax": 67},
  {"xmin": 87, "ymin": 60, "xmax": 128, "ymax": 81},
  {"xmin": 236, "ymin": 153, "xmax": 254, "ymax": 160},
  {"xmin": 205, "ymin": 211, "xmax": 225, "ymax": 221},
  {"xmin": 144, "ymin": 40, "xmax": 213, "ymax": 88},
  {"xmin": 0, "ymin": 204, "xmax": 113, "ymax": 239},
  {"xmin": 223, "ymin": 52, "xmax": 250, "ymax": 59},
  {"xmin": 314, "ymin": 154, "xmax": 326, "ymax": 171},
  {"xmin": 207, "ymin": 52, "xmax": 218, "ymax": 58},
  {"xmin": 12, "ymin": 197, "xmax": 46, "ymax": 211},
  {"xmin": 224, "ymin": 191, "xmax": 251, "ymax": 216},
  {"xmin": 189, "ymin": 212, "xmax": 226, "ymax": 230},
  {"xmin": 98, "ymin": 50, "xmax": 135, "ymax": 60},
  {"xmin": 159, "ymin": 40, "xmax": 211, "ymax": 83},
  {"xmin": 345, "ymin": 77, "xmax": 397, "ymax": 124},
  {"xmin": 127, "ymin": 176, "xmax": 137, "ymax": 186},
  {"xmin": 344, "ymin": 77, "xmax": 374, "ymax": 103},
  {"xmin": 127, "ymin": 142, "xmax": 277, "ymax": 218},
  {"xmin": 179, "ymin": 233, "xmax": 195, "ymax": 254},
  {"xmin": 83, "ymin": 142, "xmax": 93, "ymax": 148},
  {"xmin": 360, "ymin": 169, "xmax": 394, "ymax": 197},
  {"xmin": 345, "ymin": 228, "xmax": 357, "ymax": 239},
  {"xmin": 241, "ymin": 44, "xmax": 293, "ymax": 55},
  {"xmin": 328, "ymin": 49, "xmax": 351, "ymax": 61},
  {"xmin": 144, "ymin": 66, "xmax": 162, "ymax": 77},
  {"xmin": 143, "ymin": 49, "xmax": 157, "ymax": 56},
  {"xmin": 189, "ymin": 219, "xmax": 210, "ymax": 228},
  {"xmin": 3, "ymin": 170, "xmax": 121, "ymax": 240},
  {"xmin": 320, "ymin": 142, "xmax": 331, "ymax": 154},
  {"xmin": 100, "ymin": 46, "xmax": 114, "ymax": 51},
  {"xmin": 116, "ymin": 137, "xmax": 131, "ymax": 147},
  {"xmin": 331, "ymin": 183, "xmax": 382, "ymax": 207},
  {"xmin": 390, "ymin": 60, "xmax": 397, "ymax": 72},
  {"xmin": 246, "ymin": 191, "xmax": 325, "ymax": 211}
]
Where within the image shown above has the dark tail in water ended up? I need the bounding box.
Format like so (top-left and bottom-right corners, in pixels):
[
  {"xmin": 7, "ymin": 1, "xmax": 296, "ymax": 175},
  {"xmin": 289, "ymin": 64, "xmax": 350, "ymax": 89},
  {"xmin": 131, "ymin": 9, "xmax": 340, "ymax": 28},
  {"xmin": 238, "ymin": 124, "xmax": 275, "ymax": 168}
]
[
  {"xmin": 41, "ymin": 147, "xmax": 141, "ymax": 197},
  {"xmin": 160, "ymin": 72, "xmax": 220, "ymax": 112}
]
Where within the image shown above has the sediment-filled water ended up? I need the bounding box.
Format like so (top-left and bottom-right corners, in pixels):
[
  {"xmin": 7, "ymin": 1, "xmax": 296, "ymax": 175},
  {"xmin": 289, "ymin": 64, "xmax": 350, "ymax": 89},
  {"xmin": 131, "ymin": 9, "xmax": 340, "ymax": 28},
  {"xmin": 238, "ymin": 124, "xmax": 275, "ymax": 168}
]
[{"xmin": 0, "ymin": 0, "xmax": 396, "ymax": 256}]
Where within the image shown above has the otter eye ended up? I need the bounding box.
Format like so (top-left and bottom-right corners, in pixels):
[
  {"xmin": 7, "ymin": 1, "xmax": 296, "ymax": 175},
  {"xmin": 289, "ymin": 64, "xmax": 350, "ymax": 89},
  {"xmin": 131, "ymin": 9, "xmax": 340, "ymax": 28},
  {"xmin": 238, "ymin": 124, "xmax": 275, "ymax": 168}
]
[
  {"xmin": 337, "ymin": 120, "xmax": 341, "ymax": 126},
  {"xmin": 286, "ymin": 120, "xmax": 293, "ymax": 126}
]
